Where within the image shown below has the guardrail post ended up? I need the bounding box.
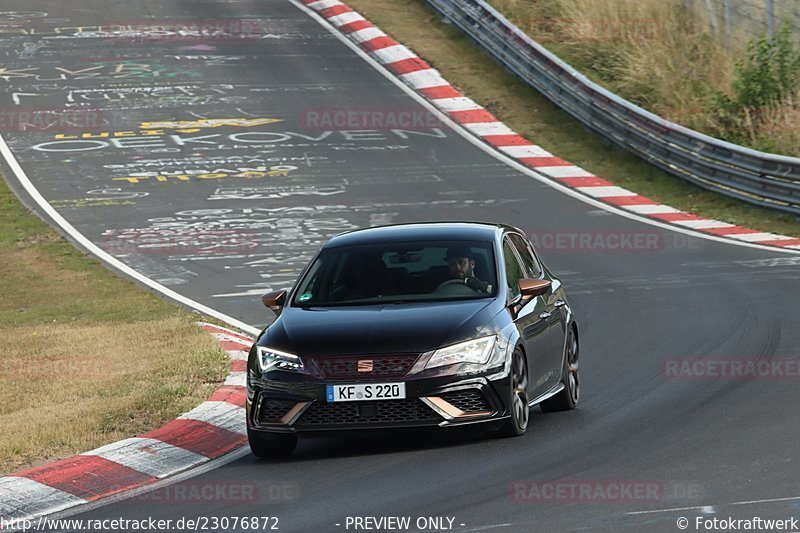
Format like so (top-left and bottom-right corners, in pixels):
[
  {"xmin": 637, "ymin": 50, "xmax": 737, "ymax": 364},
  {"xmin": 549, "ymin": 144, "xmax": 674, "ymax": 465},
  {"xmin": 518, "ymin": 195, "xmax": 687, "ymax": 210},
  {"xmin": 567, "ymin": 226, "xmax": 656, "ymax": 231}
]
[
  {"xmin": 703, "ymin": 0, "xmax": 719, "ymax": 33},
  {"xmin": 767, "ymin": 0, "xmax": 776, "ymax": 35},
  {"xmin": 723, "ymin": 0, "xmax": 732, "ymax": 47},
  {"xmin": 425, "ymin": 0, "xmax": 800, "ymax": 214}
]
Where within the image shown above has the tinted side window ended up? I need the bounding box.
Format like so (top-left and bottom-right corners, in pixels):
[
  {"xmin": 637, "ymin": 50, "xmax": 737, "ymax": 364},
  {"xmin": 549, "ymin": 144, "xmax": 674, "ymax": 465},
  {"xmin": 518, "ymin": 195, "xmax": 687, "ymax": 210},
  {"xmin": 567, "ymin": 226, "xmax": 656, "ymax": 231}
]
[
  {"xmin": 503, "ymin": 240, "xmax": 525, "ymax": 299},
  {"xmin": 509, "ymin": 233, "xmax": 542, "ymax": 278}
]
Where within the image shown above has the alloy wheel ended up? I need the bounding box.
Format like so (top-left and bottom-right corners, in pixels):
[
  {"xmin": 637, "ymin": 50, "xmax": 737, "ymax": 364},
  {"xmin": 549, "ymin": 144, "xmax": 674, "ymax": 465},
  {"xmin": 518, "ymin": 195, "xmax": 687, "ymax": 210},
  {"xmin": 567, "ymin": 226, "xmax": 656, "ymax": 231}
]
[{"xmin": 511, "ymin": 348, "xmax": 529, "ymax": 431}]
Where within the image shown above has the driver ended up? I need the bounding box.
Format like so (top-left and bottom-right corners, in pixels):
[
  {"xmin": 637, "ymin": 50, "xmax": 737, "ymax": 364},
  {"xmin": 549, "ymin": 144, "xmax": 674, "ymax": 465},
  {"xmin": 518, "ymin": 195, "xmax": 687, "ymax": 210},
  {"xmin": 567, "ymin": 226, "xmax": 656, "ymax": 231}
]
[{"xmin": 445, "ymin": 246, "xmax": 490, "ymax": 293}]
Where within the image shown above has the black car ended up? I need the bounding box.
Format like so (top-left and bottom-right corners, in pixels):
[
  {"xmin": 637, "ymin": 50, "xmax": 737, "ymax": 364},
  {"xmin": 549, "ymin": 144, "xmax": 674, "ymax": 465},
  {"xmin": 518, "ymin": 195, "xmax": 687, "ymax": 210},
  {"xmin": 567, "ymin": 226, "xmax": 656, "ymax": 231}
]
[{"xmin": 246, "ymin": 222, "xmax": 580, "ymax": 457}]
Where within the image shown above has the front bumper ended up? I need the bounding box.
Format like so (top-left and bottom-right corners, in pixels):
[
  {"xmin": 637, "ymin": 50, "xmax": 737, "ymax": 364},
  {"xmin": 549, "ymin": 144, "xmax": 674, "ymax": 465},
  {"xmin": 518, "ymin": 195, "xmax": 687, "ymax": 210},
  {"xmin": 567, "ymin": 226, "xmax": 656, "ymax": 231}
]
[{"xmin": 246, "ymin": 371, "xmax": 513, "ymax": 434}]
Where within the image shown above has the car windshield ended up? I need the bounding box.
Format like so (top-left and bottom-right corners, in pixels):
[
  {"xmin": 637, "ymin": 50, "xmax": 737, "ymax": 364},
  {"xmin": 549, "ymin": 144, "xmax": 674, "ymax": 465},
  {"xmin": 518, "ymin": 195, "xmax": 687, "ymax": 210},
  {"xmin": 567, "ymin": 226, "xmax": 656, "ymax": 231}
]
[{"xmin": 291, "ymin": 240, "xmax": 498, "ymax": 306}]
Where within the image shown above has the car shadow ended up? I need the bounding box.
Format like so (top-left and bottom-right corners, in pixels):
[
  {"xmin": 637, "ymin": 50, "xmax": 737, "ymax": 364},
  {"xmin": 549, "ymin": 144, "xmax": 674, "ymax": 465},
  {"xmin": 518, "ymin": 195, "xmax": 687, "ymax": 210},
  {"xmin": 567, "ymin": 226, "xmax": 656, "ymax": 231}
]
[
  {"xmin": 252, "ymin": 409, "xmax": 578, "ymax": 463},
  {"xmin": 253, "ymin": 425, "xmax": 495, "ymax": 463}
]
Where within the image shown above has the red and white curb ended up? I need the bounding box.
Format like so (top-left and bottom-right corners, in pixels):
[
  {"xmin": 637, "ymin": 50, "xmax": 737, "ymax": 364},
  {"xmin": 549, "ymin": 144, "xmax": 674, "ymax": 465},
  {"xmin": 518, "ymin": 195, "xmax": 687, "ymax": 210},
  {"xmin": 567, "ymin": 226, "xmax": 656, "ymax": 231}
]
[
  {"xmin": 0, "ymin": 323, "xmax": 252, "ymax": 524},
  {"xmin": 302, "ymin": 0, "xmax": 800, "ymax": 251}
]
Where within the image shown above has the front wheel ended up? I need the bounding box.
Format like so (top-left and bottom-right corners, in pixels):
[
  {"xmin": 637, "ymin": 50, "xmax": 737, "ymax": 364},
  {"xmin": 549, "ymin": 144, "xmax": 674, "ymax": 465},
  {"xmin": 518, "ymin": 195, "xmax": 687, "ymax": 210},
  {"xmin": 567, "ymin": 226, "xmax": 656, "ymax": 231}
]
[
  {"xmin": 248, "ymin": 428, "xmax": 298, "ymax": 458},
  {"xmin": 495, "ymin": 346, "xmax": 530, "ymax": 437},
  {"xmin": 540, "ymin": 326, "xmax": 580, "ymax": 412}
]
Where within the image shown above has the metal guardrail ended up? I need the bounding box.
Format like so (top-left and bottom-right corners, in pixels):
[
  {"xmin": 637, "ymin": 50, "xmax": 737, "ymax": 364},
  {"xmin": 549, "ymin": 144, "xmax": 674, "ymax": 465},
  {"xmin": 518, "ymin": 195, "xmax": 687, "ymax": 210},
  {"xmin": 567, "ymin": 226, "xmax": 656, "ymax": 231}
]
[{"xmin": 425, "ymin": 0, "xmax": 800, "ymax": 215}]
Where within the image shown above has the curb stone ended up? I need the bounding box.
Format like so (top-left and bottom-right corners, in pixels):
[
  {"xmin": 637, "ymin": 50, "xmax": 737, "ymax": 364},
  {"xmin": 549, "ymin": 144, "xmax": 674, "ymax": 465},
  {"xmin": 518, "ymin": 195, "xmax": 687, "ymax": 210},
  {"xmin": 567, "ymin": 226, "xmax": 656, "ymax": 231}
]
[
  {"xmin": 0, "ymin": 323, "xmax": 252, "ymax": 524},
  {"xmin": 302, "ymin": 0, "xmax": 800, "ymax": 251}
]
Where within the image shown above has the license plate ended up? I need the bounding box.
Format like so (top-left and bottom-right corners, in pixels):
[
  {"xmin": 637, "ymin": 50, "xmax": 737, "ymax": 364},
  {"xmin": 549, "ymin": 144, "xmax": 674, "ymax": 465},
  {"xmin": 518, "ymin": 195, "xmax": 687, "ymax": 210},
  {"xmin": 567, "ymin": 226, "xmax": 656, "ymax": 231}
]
[{"xmin": 326, "ymin": 383, "xmax": 406, "ymax": 402}]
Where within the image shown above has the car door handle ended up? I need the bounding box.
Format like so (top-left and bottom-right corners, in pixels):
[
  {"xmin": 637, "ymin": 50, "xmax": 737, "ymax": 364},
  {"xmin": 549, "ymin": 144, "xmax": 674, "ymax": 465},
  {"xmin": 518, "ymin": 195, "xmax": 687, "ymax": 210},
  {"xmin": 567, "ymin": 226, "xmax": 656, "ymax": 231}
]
[
  {"xmin": 554, "ymin": 299, "xmax": 566, "ymax": 308},
  {"xmin": 539, "ymin": 311, "xmax": 552, "ymax": 320}
]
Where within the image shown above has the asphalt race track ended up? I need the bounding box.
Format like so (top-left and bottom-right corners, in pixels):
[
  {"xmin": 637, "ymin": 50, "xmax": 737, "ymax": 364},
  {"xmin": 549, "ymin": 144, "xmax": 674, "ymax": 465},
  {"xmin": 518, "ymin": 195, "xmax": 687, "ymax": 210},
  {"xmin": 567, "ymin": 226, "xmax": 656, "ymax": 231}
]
[{"xmin": 1, "ymin": 1, "xmax": 799, "ymax": 531}]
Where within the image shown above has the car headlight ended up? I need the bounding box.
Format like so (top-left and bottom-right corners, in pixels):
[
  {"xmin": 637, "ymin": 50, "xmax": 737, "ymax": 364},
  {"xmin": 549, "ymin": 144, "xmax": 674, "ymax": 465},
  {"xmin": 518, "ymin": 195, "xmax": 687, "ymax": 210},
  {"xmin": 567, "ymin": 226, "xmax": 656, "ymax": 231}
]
[
  {"xmin": 256, "ymin": 346, "xmax": 305, "ymax": 373},
  {"xmin": 424, "ymin": 336, "xmax": 497, "ymax": 370}
]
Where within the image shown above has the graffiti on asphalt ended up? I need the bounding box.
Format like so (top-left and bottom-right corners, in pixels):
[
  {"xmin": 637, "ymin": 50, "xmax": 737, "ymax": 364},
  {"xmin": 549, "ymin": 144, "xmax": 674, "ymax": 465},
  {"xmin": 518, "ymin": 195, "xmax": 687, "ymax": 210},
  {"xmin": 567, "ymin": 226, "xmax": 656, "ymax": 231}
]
[
  {"xmin": 138, "ymin": 117, "xmax": 283, "ymax": 130},
  {"xmin": 0, "ymin": 63, "xmax": 202, "ymax": 82},
  {"xmin": 8, "ymin": 85, "xmax": 332, "ymax": 108},
  {"xmin": 102, "ymin": 154, "xmax": 327, "ymax": 170},
  {"xmin": 207, "ymin": 185, "xmax": 344, "ymax": 200},
  {"xmin": 31, "ymin": 128, "xmax": 447, "ymax": 152},
  {"xmin": 50, "ymin": 198, "xmax": 136, "ymax": 208},
  {"xmin": 111, "ymin": 165, "xmax": 299, "ymax": 184}
]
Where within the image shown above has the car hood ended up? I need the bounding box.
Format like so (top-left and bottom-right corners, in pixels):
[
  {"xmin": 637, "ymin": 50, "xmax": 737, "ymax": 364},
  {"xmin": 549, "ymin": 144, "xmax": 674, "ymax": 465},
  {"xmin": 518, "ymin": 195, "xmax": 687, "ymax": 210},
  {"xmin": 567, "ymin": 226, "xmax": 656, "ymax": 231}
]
[{"xmin": 264, "ymin": 299, "xmax": 500, "ymax": 356}]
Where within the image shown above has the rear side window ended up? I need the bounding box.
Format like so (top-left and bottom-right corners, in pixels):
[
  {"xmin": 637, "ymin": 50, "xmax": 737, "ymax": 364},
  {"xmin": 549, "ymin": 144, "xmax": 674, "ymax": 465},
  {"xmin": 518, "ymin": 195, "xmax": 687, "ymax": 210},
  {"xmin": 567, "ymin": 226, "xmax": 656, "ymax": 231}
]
[{"xmin": 508, "ymin": 233, "xmax": 542, "ymax": 278}]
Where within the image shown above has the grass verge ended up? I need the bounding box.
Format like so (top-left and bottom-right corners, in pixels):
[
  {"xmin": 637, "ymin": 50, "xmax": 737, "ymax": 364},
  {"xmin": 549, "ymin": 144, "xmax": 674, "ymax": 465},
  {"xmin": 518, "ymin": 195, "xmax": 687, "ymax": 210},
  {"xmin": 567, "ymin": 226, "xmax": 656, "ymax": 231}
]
[
  {"xmin": 491, "ymin": 0, "xmax": 800, "ymax": 157},
  {"xmin": 0, "ymin": 175, "xmax": 230, "ymax": 475},
  {"xmin": 348, "ymin": 0, "xmax": 800, "ymax": 237}
]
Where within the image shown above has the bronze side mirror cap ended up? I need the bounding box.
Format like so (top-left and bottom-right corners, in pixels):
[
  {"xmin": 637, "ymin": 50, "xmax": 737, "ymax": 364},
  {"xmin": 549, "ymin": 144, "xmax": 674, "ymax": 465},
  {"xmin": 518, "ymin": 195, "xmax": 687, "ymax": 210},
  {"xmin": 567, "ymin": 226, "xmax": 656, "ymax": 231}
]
[
  {"xmin": 262, "ymin": 290, "xmax": 287, "ymax": 314},
  {"xmin": 518, "ymin": 278, "xmax": 551, "ymax": 298}
]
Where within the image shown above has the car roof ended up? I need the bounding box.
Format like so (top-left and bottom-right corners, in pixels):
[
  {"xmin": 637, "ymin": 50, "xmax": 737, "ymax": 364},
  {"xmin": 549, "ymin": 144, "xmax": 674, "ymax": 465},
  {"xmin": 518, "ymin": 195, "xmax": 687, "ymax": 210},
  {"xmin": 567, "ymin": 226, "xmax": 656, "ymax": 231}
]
[{"xmin": 323, "ymin": 221, "xmax": 522, "ymax": 248}]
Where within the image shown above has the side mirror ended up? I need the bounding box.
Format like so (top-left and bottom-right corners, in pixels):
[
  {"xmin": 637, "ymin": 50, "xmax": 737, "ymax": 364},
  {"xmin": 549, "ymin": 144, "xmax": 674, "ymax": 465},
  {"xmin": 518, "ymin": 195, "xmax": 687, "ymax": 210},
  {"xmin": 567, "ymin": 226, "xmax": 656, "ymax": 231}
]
[
  {"xmin": 519, "ymin": 278, "xmax": 551, "ymax": 298},
  {"xmin": 261, "ymin": 290, "xmax": 287, "ymax": 315},
  {"xmin": 507, "ymin": 279, "xmax": 551, "ymax": 318}
]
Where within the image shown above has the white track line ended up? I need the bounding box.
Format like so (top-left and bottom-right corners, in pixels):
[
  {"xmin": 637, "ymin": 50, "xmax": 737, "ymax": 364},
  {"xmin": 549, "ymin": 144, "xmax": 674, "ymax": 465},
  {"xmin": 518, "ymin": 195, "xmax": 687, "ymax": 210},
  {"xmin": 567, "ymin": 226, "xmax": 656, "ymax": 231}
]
[
  {"xmin": 626, "ymin": 505, "xmax": 712, "ymax": 516},
  {"xmin": 291, "ymin": 0, "xmax": 800, "ymax": 256},
  {"xmin": 0, "ymin": 0, "xmax": 795, "ymax": 524},
  {"xmin": 627, "ymin": 495, "xmax": 800, "ymax": 515},
  {"xmin": 0, "ymin": 135, "xmax": 261, "ymax": 336},
  {"xmin": 731, "ymin": 495, "xmax": 800, "ymax": 506}
]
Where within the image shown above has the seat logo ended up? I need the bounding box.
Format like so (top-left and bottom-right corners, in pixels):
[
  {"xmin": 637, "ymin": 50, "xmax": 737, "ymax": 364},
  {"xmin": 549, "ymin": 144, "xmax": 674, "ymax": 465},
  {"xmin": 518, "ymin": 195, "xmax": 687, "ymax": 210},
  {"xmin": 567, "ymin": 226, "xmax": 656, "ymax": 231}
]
[{"xmin": 357, "ymin": 360, "xmax": 374, "ymax": 373}]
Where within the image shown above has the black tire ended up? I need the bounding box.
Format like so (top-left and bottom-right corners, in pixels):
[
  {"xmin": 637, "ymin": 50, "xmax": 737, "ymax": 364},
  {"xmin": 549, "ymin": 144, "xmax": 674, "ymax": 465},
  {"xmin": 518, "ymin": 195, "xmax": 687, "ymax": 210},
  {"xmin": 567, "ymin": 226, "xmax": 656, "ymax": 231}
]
[
  {"xmin": 496, "ymin": 346, "xmax": 530, "ymax": 437},
  {"xmin": 540, "ymin": 325, "xmax": 580, "ymax": 413},
  {"xmin": 247, "ymin": 428, "xmax": 298, "ymax": 458}
]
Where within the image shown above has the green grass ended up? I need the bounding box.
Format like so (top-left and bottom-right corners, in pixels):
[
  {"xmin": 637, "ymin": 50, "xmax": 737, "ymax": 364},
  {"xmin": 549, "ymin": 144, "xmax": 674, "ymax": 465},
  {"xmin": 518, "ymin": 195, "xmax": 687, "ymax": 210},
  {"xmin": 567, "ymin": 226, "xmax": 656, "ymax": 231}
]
[
  {"xmin": 0, "ymin": 0, "xmax": 796, "ymax": 471},
  {"xmin": 0, "ymin": 175, "xmax": 231, "ymax": 474},
  {"xmin": 349, "ymin": 0, "xmax": 800, "ymax": 237},
  {"xmin": 491, "ymin": 0, "xmax": 800, "ymax": 157}
]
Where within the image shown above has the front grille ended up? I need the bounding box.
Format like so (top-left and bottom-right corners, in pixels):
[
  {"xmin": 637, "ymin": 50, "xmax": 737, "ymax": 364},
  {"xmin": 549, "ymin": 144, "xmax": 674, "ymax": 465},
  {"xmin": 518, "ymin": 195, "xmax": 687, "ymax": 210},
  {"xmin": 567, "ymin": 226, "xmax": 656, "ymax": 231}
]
[
  {"xmin": 257, "ymin": 399, "xmax": 297, "ymax": 424},
  {"xmin": 295, "ymin": 399, "xmax": 441, "ymax": 428},
  {"xmin": 312, "ymin": 354, "xmax": 419, "ymax": 379},
  {"xmin": 440, "ymin": 389, "xmax": 491, "ymax": 413}
]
